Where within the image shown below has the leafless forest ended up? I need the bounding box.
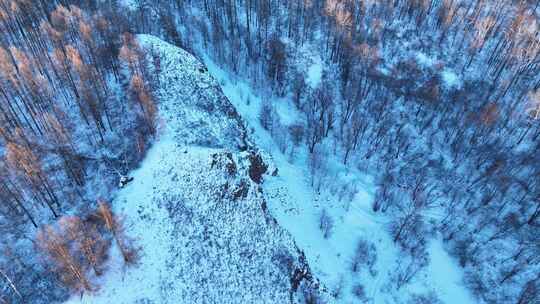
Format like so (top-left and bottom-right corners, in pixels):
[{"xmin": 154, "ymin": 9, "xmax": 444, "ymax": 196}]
[{"xmin": 0, "ymin": 1, "xmax": 538, "ymax": 303}]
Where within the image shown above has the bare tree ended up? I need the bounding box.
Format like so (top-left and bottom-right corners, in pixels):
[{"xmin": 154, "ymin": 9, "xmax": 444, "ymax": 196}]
[
  {"xmin": 98, "ymin": 200, "xmax": 140, "ymax": 266},
  {"xmin": 37, "ymin": 225, "xmax": 93, "ymax": 292},
  {"xmin": 59, "ymin": 216, "xmax": 110, "ymax": 276},
  {"xmin": 319, "ymin": 209, "xmax": 334, "ymax": 239},
  {"xmin": 0, "ymin": 267, "xmax": 22, "ymax": 300}
]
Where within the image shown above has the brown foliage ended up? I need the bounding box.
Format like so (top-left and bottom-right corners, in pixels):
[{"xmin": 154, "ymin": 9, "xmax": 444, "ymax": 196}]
[
  {"xmin": 65, "ymin": 45, "xmax": 84, "ymax": 73},
  {"xmin": 325, "ymin": 0, "xmax": 353, "ymax": 29},
  {"xmin": 479, "ymin": 103, "xmax": 499, "ymax": 126},
  {"xmin": 51, "ymin": 5, "xmax": 70, "ymax": 32},
  {"xmin": 5, "ymin": 141, "xmax": 42, "ymax": 181},
  {"xmin": 36, "ymin": 213, "xmax": 112, "ymax": 293},
  {"xmin": 40, "ymin": 20, "xmax": 62, "ymax": 45},
  {"xmin": 34, "ymin": 199, "xmax": 141, "ymax": 295},
  {"xmin": 37, "ymin": 225, "xmax": 93, "ymax": 292},
  {"xmin": 119, "ymin": 34, "xmax": 142, "ymax": 74},
  {"xmin": 58, "ymin": 216, "xmax": 110, "ymax": 276},
  {"xmin": 44, "ymin": 112, "xmax": 72, "ymax": 146},
  {"xmin": 98, "ymin": 200, "xmax": 140, "ymax": 266},
  {"xmin": 130, "ymin": 74, "xmax": 157, "ymax": 133},
  {"xmin": 79, "ymin": 21, "xmax": 93, "ymax": 43},
  {"xmin": 0, "ymin": 47, "xmax": 16, "ymax": 82}
]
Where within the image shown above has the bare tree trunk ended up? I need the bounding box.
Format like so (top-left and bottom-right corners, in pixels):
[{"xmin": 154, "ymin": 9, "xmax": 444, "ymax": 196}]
[{"xmin": 0, "ymin": 268, "xmax": 22, "ymax": 300}]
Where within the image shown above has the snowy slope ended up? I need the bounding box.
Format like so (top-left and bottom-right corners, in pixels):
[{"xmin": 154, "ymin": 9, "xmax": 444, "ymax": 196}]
[
  {"xmin": 202, "ymin": 56, "xmax": 476, "ymax": 304},
  {"xmin": 65, "ymin": 35, "xmax": 318, "ymax": 304}
]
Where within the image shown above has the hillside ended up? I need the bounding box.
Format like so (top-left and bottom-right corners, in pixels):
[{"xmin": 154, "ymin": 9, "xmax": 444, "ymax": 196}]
[
  {"xmin": 64, "ymin": 35, "xmax": 319, "ymax": 304},
  {"xmin": 0, "ymin": 1, "xmax": 538, "ymax": 303},
  {"xmin": 203, "ymin": 54, "xmax": 476, "ymax": 304}
]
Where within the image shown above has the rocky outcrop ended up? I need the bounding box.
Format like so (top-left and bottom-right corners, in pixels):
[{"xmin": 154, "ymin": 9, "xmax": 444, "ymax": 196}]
[{"xmin": 102, "ymin": 35, "xmax": 324, "ymax": 303}]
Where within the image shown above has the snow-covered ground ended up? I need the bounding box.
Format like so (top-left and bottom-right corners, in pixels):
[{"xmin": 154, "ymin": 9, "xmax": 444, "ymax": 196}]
[
  {"xmin": 306, "ymin": 55, "xmax": 323, "ymax": 89},
  {"xmin": 118, "ymin": 0, "xmax": 137, "ymax": 10},
  {"xmin": 62, "ymin": 31, "xmax": 476, "ymax": 304},
  {"xmin": 202, "ymin": 53, "xmax": 476, "ymax": 303},
  {"xmin": 65, "ymin": 35, "xmax": 312, "ymax": 304},
  {"xmin": 414, "ymin": 51, "xmax": 462, "ymax": 89}
]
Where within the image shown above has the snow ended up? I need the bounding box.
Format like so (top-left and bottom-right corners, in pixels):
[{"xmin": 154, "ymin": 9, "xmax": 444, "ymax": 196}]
[
  {"xmin": 202, "ymin": 54, "xmax": 477, "ymax": 303},
  {"xmin": 441, "ymin": 70, "xmax": 461, "ymax": 88},
  {"xmin": 416, "ymin": 52, "xmax": 462, "ymax": 89},
  {"xmin": 416, "ymin": 52, "xmax": 436, "ymax": 66},
  {"xmin": 426, "ymin": 238, "xmax": 476, "ymax": 304},
  {"xmin": 118, "ymin": 0, "xmax": 137, "ymax": 10},
  {"xmin": 65, "ymin": 35, "xmax": 306, "ymax": 304},
  {"xmin": 263, "ymin": 154, "xmax": 476, "ymax": 303},
  {"xmin": 65, "ymin": 130, "xmax": 176, "ymax": 304},
  {"xmin": 307, "ymin": 56, "xmax": 323, "ymax": 89},
  {"xmin": 62, "ymin": 32, "xmax": 476, "ymax": 304}
]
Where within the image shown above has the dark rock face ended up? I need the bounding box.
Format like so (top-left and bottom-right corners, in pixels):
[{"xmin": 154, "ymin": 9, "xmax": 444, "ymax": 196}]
[
  {"xmin": 289, "ymin": 249, "xmax": 324, "ymax": 304},
  {"xmin": 232, "ymin": 179, "xmax": 249, "ymax": 201},
  {"xmin": 248, "ymin": 153, "xmax": 268, "ymax": 184}
]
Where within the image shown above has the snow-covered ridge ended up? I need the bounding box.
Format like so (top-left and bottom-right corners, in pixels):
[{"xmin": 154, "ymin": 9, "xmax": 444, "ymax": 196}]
[
  {"xmin": 139, "ymin": 34, "xmax": 248, "ymax": 151},
  {"xmin": 66, "ymin": 35, "xmax": 319, "ymax": 304}
]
